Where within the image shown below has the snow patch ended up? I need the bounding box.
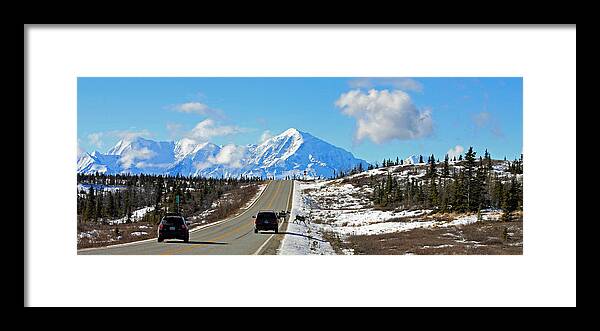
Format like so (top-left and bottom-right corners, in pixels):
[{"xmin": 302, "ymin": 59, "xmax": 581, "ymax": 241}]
[
  {"xmin": 278, "ymin": 181, "xmax": 336, "ymax": 255},
  {"xmin": 106, "ymin": 206, "xmax": 155, "ymax": 225}
]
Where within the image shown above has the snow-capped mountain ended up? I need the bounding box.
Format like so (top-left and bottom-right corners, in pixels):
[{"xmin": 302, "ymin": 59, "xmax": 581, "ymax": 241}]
[{"xmin": 77, "ymin": 128, "xmax": 369, "ymax": 179}]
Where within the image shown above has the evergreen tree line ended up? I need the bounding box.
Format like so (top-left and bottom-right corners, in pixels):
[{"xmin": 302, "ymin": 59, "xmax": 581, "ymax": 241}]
[
  {"xmin": 77, "ymin": 173, "xmax": 263, "ymax": 224},
  {"xmin": 333, "ymin": 163, "xmax": 365, "ymax": 179},
  {"xmin": 369, "ymin": 147, "xmax": 523, "ymax": 216},
  {"xmin": 359, "ymin": 150, "xmax": 523, "ymax": 174}
]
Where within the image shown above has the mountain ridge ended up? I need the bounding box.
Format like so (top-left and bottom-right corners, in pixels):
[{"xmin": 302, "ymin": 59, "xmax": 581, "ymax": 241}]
[{"xmin": 77, "ymin": 128, "xmax": 369, "ymax": 179}]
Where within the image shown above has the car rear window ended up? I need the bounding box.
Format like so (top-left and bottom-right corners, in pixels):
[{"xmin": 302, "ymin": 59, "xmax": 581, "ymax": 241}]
[
  {"xmin": 257, "ymin": 212, "xmax": 277, "ymax": 220},
  {"xmin": 162, "ymin": 217, "xmax": 184, "ymax": 226}
]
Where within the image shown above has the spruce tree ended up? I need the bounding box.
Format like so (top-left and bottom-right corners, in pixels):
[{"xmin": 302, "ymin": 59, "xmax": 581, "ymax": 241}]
[
  {"xmin": 84, "ymin": 186, "xmax": 96, "ymax": 222},
  {"xmin": 442, "ymin": 154, "xmax": 450, "ymax": 178},
  {"xmin": 386, "ymin": 172, "xmax": 393, "ymax": 201},
  {"xmin": 372, "ymin": 183, "xmax": 380, "ymax": 205},
  {"xmin": 504, "ymin": 175, "xmax": 519, "ymax": 213},
  {"xmin": 96, "ymin": 191, "xmax": 104, "ymax": 221},
  {"xmin": 484, "ymin": 149, "xmax": 492, "ymax": 169},
  {"xmin": 463, "ymin": 147, "xmax": 477, "ymax": 211},
  {"xmin": 429, "ymin": 154, "xmax": 437, "ymax": 179},
  {"xmin": 429, "ymin": 178, "xmax": 438, "ymax": 209},
  {"xmin": 453, "ymin": 170, "xmax": 467, "ymax": 212}
]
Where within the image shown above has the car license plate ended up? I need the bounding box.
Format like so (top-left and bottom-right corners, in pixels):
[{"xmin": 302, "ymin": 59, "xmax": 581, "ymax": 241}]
[{"xmin": 169, "ymin": 226, "xmax": 176, "ymax": 230}]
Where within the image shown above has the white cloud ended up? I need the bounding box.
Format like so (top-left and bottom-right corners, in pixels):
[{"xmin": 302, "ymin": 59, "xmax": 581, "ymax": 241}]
[
  {"xmin": 112, "ymin": 129, "xmax": 152, "ymax": 141},
  {"xmin": 192, "ymin": 161, "xmax": 211, "ymax": 171},
  {"xmin": 194, "ymin": 144, "xmax": 247, "ymax": 170},
  {"xmin": 118, "ymin": 147, "xmax": 156, "ymax": 169},
  {"xmin": 447, "ymin": 145, "xmax": 464, "ymax": 159},
  {"xmin": 395, "ymin": 78, "xmax": 424, "ymax": 92},
  {"xmin": 174, "ymin": 102, "xmax": 208, "ymax": 113},
  {"xmin": 259, "ymin": 130, "xmax": 273, "ymax": 143},
  {"xmin": 335, "ymin": 89, "xmax": 433, "ymax": 144},
  {"xmin": 187, "ymin": 119, "xmax": 244, "ymax": 143},
  {"xmin": 87, "ymin": 132, "xmax": 104, "ymax": 149},
  {"xmin": 348, "ymin": 78, "xmax": 373, "ymax": 89},
  {"xmin": 171, "ymin": 102, "xmax": 224, "ymax": 117},
  {"xmin": 348, "ymin": 78, "xmax": 424, "ymax": 93},
  {"xmin": 85, "ymin": 129, "xmax": 153, "ymax": 153},
  {"xmin": 209, "ymin": 144, "xmax": 246, "ymax": 168}
]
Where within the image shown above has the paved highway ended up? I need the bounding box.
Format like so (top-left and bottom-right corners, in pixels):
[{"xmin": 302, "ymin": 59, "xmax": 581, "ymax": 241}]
[{"xmin": 78, "ymin": 180, "xmax": 294, "ymax": 255}]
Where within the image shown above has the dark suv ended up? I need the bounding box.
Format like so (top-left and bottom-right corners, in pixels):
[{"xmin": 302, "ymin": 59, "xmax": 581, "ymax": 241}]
[
  {"xmin": 158, "ymin": 214, "xmax": 189, "ymax": 242},
  {"xmin": 253, "ymin": 210, "xmax": 279, "ymax": 234}
]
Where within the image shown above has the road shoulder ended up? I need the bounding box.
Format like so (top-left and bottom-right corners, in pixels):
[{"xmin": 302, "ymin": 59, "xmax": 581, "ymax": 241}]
[
  {"xmin": 258, "ymin": 180, "xmax": 294, "ymax": 255},
  {"xmin": 258, "ymin": 218, "xmax": 289, "ymax": 255}
]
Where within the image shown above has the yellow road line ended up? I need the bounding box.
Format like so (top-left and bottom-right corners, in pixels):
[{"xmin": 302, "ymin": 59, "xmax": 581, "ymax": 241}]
[
  {"xmin": 160, "ymin": 180, "xmax": 280, "ymax": 255},
  {"xmin": 253, "ymin": 181, "xmax": 295, "ymax": 255},
  {"xmin": 266, "ymin": 180, "xmax": 282, "ymax": 209},
  {"xmin": 159, "ymin": 214, "xmax": 251, "ymax": 255}
]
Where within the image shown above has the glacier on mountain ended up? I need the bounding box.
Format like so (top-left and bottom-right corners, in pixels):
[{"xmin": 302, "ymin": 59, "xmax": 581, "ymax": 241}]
[{"xmin": 77, "ymin": 128, "xmax": 370, "ymax": 179}]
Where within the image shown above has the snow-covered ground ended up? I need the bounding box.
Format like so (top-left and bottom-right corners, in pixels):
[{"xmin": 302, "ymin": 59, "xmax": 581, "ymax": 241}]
[
  {"xmin": 278, "ymin": 181, "xmax": 335, "ymax": 255},
  {"xmin": 278, "ymin": 179, "xmax": 503, "ymax": 255},
  {"xmin": 105, "ymin": 206, "xmax": 155, "ymax": 225},
  {"xmin": 77, "ymin": 183, "xmax": 127, "ymax": 193},
  {"xmin": 78, "ymin": 229, "xmax": 99, "ymax": 239},
  {"xmin": 342, "ymin": 159, "xmax": 517, "ymax": 185}
]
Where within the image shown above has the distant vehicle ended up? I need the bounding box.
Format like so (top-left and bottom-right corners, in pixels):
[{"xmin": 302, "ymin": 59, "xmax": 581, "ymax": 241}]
[
  {"xmin": 253, "ymin": 210, "xmax": 279, "ymax": 234},
  {"xmin": 158, "ymin": 215, "xmax": 189, "ymax": 242}
]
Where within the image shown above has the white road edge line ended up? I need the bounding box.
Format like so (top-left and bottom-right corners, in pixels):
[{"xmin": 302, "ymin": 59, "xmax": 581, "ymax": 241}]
[
  {"xmin": 77, "ymin": 181, "xmax": 272, "ymax": 253},
  {"xmin": 252, "ymin": 181, "xmax": 294, "ymax": 255}
]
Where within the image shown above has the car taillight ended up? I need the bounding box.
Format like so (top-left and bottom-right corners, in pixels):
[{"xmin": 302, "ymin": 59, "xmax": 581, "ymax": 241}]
[
  {"xmin": 181, "ymin": 224, "xmax": 186, "ymax": 229},
  {"xmin": 158, "ymin": 224, "xmax": 163, "ymax": 230}
]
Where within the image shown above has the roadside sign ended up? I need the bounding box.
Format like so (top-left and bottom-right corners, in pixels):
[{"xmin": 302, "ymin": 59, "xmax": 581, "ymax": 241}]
[{"xmin": 175, "ymin": 195, "xmax": 180, "ymax": 204}]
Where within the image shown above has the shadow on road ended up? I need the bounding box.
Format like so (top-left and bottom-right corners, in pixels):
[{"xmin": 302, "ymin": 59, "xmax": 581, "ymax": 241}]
[
  {"xmin": 234, "ymin": 228, "xmax": 255, "ymax": 240},
  {"xmin": 163, "ymin": 240, "xmax": 228, "ymax": 245},
  {"xmin": 257, "ymin": 231, "xmax": 327, "ymax": 243}
]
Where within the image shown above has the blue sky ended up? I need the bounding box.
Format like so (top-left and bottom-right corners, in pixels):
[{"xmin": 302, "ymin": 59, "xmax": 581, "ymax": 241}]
[{"xmin": 78, "ymin": 77, "xmax": 522, "ymax": 164}]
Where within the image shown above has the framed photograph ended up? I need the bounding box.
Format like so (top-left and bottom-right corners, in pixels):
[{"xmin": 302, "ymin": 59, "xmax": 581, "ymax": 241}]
[
  {"xmin": 75, "ymin": 77, "xmax": 523, "ymax": 257},
  {"xmin": 25, "ymin": 25, "xmax": 576, "ymax": 307}
]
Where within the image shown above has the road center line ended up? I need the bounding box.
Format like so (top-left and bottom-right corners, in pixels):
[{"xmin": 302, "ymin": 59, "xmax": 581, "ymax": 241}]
[
  {"xmin": 253, "ymin": 181, "xmax": 294, "ymax": 255},
  {"xmin": 161, "ymin": 181, "xmax": 280, "ymax": 255}
]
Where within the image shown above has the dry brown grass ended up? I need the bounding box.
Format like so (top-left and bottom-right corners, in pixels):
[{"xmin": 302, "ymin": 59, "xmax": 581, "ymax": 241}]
[
  {"xmin": 201, "ymin": 184, "xmax": 259, "ymax": 224},
  {"xmin": 77, "ymin": 183, "xmax": 262, "ymax": 249},
  {"xmin": 77, "ymin": 221, "xmax": 157, "ymax": 249},
  {"xmin": 332, "ymin": 220, "xmax": 523, "ymax": 255}
]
